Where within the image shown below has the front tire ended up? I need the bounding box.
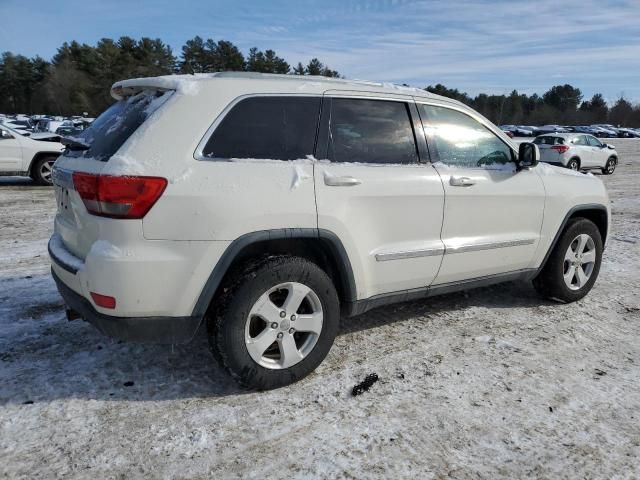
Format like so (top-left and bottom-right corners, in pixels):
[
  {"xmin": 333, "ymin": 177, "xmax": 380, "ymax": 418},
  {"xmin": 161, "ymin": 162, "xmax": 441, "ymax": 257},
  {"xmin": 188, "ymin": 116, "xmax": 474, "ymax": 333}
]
[
  {"xmin": 602, "ymin": 157, "xmax": 616, "ymax": 175},
  {"xmin": 31, "ymin": 155, "xmax": 57, "ymax": 185},
  {"xmin": 533, "ymin": 218, "xmax": 603, "ymax": 302},
  {"xmin": 208, "ymin": 256, "xmax": 340, "ymax": 390}
]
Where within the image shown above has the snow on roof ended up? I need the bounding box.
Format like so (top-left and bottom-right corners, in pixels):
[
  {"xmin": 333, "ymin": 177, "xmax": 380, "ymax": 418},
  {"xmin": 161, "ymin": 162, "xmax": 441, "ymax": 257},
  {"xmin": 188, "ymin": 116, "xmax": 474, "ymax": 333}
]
[{"xmin": 111, "ymin": 71, "xmax": 452, "ymax": 103}]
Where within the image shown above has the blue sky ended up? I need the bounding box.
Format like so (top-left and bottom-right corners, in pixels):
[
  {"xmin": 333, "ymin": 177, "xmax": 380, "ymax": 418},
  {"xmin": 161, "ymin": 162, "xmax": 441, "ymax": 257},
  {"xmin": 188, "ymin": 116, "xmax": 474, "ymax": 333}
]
[{"xmin": 1, "ymin": 0, "xmax": 639, "ymax": 102}]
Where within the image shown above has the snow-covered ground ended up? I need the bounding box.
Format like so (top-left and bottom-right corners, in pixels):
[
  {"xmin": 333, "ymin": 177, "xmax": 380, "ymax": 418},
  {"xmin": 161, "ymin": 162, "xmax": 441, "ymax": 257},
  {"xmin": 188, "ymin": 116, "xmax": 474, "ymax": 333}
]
[{"xmin": 1, "ymin": 141, "xmax": 639, "ymax": 479}]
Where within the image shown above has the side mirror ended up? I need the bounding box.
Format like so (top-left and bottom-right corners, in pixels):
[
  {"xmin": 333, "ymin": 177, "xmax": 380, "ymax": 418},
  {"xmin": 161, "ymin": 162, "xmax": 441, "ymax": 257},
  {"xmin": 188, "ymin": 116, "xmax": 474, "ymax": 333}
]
[
  {"xmin": 0, "ymin": 129, "xmax": 13, "ymax": 139},
  {"xmin": 517, "ymin": 142, "xmax": 539, "ymax": 169}
]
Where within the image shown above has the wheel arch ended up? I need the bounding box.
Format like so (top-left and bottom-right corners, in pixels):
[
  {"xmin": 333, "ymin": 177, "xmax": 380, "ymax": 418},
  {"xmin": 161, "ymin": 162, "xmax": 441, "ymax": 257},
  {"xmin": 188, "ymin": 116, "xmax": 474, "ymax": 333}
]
[
  {"xmin": 538, "ymin": 204, "xmax": 608, "ymax": 273},
  {"xmin": 191, "ymin": 229, "xmax": 357, "ymax": 319},
  {"xmin": 27, "ymin": 151, "xmax": 61, "ymax": 175},
  {"xmin": 568, "ymin": 156, "xmax": 581, "ymax": 167}
]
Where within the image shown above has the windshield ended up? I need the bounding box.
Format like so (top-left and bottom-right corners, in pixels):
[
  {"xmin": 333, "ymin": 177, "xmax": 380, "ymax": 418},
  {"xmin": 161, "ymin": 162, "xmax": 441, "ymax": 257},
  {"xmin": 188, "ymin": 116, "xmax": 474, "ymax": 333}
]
[{"xmin": 66, "ymin": 89, "xmax": 173, "ymax": 161}]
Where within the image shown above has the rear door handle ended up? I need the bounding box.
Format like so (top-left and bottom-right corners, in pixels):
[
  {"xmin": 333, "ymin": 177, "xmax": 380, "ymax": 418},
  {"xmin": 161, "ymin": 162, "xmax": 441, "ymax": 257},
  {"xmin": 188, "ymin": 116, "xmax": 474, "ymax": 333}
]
[
  {"xmin": 449, "ymin": 176, "xmax": 475, "ymax": 187},
  {"xmin": 324, "ymin": 174, "xmax": 362, "ymax": 187}
]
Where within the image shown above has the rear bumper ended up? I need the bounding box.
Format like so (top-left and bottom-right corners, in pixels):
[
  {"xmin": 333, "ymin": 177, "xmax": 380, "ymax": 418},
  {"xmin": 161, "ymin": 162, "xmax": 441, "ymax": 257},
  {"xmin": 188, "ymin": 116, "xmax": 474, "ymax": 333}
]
[{"xmin": 52, "ymin": 268, "xmax": 202, "ymax": 344}]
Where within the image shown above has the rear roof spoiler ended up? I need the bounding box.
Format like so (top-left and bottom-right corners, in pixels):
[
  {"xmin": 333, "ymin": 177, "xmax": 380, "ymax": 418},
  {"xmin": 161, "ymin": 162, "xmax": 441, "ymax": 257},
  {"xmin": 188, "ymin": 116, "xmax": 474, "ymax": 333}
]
[{"xmin": 110, "ymin": 75, "xmax": 209, "ymax": 100}]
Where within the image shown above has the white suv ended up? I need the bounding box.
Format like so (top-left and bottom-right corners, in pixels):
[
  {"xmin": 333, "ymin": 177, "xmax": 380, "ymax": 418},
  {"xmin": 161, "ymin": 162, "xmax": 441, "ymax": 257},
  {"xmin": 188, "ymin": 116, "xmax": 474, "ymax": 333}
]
[
  {"xmin": 49, "ymin": 73, "xmax": 611, "ymax": 389},
  {"xmin": 534, "ymin": 133, "xmax": 618, "ymax": 174},
  {"xmin": 0, "ymin": 124, "xmax": 64, "ymax": 184}
]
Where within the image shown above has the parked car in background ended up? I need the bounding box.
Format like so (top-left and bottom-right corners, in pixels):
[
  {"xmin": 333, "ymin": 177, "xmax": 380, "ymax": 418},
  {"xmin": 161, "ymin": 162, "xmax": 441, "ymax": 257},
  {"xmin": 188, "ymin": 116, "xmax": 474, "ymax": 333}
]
[
  {"xmin": 35, "ymin": 118, "xmax": 65, "ymax": 133},
  {"xmin": 49, "ymin": 73, "xmax": 610, "ymax": 389},
  {"xmin": 534, "ymin": 133, "xmax": 618, "ymax": 174},
  {"xmin": 537, "ymin": 125, "xmax": 571, "ymax": 135},
  {"xmin": 2, "ymin": 120, "xmax": 32, "ymax": 135},
  {"xmin": 500, "ymin": 125, "xmax": 534, "ymax": 137},
  {"xmin": 617, "ymin": 128, "xmax": 640, "ymax": 138},
  {"xmin": 590, "ymin": 124, "xmax": 619, "ymax": 137},
  {"xmin": 0, "ymin": 124, "xmax": 64, "ymax": 184}
]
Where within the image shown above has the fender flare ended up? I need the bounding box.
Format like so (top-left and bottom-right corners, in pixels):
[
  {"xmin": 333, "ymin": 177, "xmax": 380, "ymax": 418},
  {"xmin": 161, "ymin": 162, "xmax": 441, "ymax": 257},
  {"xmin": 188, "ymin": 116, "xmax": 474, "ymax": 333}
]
[
  {"xmin": 536, "ymin": 203, "xmax": 608, "ymax": 274},
  {"xmin": 191, "ymin": 228, "xmax": 357, "ymax": 318}
]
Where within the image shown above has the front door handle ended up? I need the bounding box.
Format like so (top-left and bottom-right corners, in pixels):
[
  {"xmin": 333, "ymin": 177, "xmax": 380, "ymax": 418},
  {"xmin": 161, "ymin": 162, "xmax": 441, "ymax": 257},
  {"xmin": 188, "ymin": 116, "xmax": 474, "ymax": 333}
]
[
  {"xmin": 324, "ymin": 173, "xmax": 362, "ymax": 187},
  {"xmin": 449, "ymin": 176, "xmax": 475, "ymax": 187}
]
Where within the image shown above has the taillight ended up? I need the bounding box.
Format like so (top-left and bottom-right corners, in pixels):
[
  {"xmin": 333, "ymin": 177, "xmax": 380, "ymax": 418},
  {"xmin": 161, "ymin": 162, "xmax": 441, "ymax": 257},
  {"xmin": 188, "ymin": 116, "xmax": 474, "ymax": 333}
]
[
  {"xmin": 72, "ymin": 172, "xmax": 167, "ymax": 219},
  {"xmin": 551, "ymin": 145, "xmax": 570, "ymax": 154}
]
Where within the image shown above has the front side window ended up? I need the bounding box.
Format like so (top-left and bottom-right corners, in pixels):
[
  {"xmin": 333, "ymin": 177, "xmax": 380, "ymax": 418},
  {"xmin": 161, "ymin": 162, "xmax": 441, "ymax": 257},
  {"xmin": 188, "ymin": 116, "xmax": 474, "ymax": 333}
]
[
  {"xmin": 203, "ymin": 96, "xmax": 320, "ymax": 160},
  {"xmin": 327, "ymin": 98, "xmax": 418, "ymax": 164},
  {"xmin": 586, "ymin": 136, "xmax": 602, "ymax": 147},
  {"xmin": 419, "ymin": 104, "xmax": 514, "ymax": 168}
]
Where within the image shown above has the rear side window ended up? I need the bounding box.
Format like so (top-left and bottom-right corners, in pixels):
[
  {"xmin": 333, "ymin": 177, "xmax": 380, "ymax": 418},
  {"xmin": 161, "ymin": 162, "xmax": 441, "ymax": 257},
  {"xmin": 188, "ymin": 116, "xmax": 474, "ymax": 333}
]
[
  {"xmin": 533, "ymin": 136, "xmax": 565, "ymax": 145},
  {"xmin": 203, "ymin": 96, "xmax": 320, "ymax": 160},
  {"xmin": 69, "ymin": 90, "xmax": 173, "ymax": 162},
  {"xmin": 571, "ymin": 135, "xmax": 588, "ymax": 146},
  {"xmin": 327, "ymin": 98, "xmax": 418, "ymax": 164}
]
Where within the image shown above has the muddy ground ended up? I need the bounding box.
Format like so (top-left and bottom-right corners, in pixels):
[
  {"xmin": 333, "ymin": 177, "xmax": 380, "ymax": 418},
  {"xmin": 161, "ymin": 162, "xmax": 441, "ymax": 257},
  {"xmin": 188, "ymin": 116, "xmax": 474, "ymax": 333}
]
[{"xmin": 1, "ymin": 140, "xmax": 639, "ymax": 479}]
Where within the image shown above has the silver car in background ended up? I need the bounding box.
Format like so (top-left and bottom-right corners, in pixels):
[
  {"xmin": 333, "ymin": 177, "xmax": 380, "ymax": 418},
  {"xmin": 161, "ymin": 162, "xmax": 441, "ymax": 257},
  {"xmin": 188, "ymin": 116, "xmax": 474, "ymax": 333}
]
[{"xmin": 533, "ymin": 133, "xmax": 618, "ymax": 174}]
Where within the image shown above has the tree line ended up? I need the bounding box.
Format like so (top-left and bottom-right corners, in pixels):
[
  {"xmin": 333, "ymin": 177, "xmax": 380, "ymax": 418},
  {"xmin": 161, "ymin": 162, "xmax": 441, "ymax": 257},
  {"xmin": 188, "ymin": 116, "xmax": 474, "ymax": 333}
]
[
  {"xmin": 425, "ymin": 83, "xmax": 640, "ymax": 127},
  {"xmin": 0, "ymin": 36, "xmax": 340, "ymax": 116},
  {"xmin": 1, "ymin": 36, "xmax": 638, "ymax": 127}
]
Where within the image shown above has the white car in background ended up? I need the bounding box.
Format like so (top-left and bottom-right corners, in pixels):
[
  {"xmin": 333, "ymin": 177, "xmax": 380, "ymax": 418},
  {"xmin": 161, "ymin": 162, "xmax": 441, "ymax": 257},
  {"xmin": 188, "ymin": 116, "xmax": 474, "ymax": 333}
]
[
  {"xmin": 533, "ymin": 133, "xmax": 618, "ymax": 174},
  {"xmin": 0, "ymin": 124, "xmax": 65, "ymax": 184}
]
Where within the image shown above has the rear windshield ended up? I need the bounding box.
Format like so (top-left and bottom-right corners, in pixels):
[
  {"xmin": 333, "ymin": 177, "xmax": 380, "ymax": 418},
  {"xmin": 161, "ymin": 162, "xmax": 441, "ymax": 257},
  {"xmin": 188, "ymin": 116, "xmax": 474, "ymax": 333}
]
[
  {"xmin": 533, "ymin": 136, "xmax": 565, "ymax": 145},
  {"xmin": 66, "ymin": 89, "xmax": 173, "ymax": 161}
]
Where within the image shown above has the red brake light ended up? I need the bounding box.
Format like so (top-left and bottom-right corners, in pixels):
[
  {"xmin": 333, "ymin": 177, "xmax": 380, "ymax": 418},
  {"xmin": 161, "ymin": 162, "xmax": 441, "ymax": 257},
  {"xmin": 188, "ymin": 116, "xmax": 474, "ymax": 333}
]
[
  {"xmin": 551, "ymin": 145, "xmax": 570, "ymax": 154},
  {"xmin": 90, "ymin": 292, "xmax": 116, "ymax": 309},
  {"xmin": 72, "ymin": 172, "xmax": 167, "ymax": 219}
]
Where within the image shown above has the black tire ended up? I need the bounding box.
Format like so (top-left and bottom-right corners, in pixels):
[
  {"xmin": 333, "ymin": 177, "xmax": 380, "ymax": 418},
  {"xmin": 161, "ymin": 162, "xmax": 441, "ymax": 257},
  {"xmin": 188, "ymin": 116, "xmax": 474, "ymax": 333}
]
[
  {"xmin": 533, "ymin": 218, "xmax": 603, "ymax": 303},
  {"xmin": 31, "ymin": 155, "xmax": 57, "ymax": 185},
  {"xmin": 566, "ymin": 158, "xmax": 580, "ymax": 171},
  {"xmin": 602, "ymin": 157, "xmax": 616, "ymax": 175},
  {"xmin": 208, "ymin": 256, "xmax": 340, "ymax": 390}
]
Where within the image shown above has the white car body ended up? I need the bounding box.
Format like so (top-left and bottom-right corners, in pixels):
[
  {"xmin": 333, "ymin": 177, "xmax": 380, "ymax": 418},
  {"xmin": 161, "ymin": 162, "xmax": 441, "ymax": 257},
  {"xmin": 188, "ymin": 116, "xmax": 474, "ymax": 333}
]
[
  {"xmin": 534, "ymin": 133, "xmax": 618, "ymax": 172},
  {"xmin": 0, "ymin": 124, "xmax": 65, "ymax": 180},
  {"xmin": 47, "ymin": 73, "xmax": 610, "ymax": 384}
]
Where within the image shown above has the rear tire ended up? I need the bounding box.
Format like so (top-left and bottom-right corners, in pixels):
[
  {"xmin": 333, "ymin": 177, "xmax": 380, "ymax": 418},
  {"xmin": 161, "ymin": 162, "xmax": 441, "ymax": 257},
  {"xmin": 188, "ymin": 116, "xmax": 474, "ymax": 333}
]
[
  {"xmin": 602, "ymin": 157, "xmax": 616, "ymax": 175},
  {"xmin": 566, "ymin": 158, "xmax": 580, "ymax": 171},
  {"xmin": 533, "ymin": 218, "xmax": 602, "ymax": 303},
  {"xmin": 207, "ymin": 256, "xmax": 340, "ymax": 390},
  {"xmin": 31, "ymin": 155, "xmax": 57, "ymax": 185}
]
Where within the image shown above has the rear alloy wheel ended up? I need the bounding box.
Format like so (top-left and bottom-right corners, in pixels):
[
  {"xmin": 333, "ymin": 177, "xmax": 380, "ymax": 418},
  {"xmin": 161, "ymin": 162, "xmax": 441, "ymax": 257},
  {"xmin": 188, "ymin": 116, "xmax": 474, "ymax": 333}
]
[
  {"xmin": 602, "ymin": 157, "xmax": 616, "ymax": 175},
  {"xmin": 32, "ymin": 156, "xmax": 57, "ymax": 185},
  {"xmin": 208, "ymin": 256, "xmax": 340, "ymax": 389},
  {"xmin": 567, "ymin": 158, "xmax": 580, "ymax": 171}
]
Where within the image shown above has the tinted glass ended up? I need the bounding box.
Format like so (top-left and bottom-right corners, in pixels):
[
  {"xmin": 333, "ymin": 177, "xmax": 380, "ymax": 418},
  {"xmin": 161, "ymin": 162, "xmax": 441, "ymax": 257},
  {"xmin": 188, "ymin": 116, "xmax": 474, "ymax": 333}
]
[
  {"xmin": 67, "ymin": 90, "xmax": 173, "ymax": 162},
  {"xmin": 203, "ymin": 96, "xmax": 320, "ymax": 160},
  {"xmin": 533, "ymin": 136, "xmax": 564, "ymax": 145},
  {"xmin": 419, "ymin": 105, "xmax": 513, "ymax": 167},
  {"xmin": 328, "ymin": 98, "xmax": 418, "ymax": 164},
  {"xmin": 587, "ymin": 136, "xmax": 602, "ymax": 147}
]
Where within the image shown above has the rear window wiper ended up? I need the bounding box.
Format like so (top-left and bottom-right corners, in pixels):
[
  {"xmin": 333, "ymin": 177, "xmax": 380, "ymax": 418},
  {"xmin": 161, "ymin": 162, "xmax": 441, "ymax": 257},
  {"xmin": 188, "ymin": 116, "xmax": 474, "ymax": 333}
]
[{"xmin": 61, "ymin": 136, "xmax": 90, "ymax": 151}]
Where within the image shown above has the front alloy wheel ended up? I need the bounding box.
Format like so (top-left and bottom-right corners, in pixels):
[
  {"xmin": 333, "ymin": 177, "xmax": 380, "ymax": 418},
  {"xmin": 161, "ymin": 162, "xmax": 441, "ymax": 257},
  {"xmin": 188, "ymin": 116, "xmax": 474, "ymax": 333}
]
[
  {"xmin": 563, "ymin": 234, "xmax": 596, "ymax": 291},
  {"xmin": 533, "ymin": 218, "xmax": 602, "ymax": 303},
  {"xmin": 602, "ymin": 158, "xmax": 616, "ymax": 175}
]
